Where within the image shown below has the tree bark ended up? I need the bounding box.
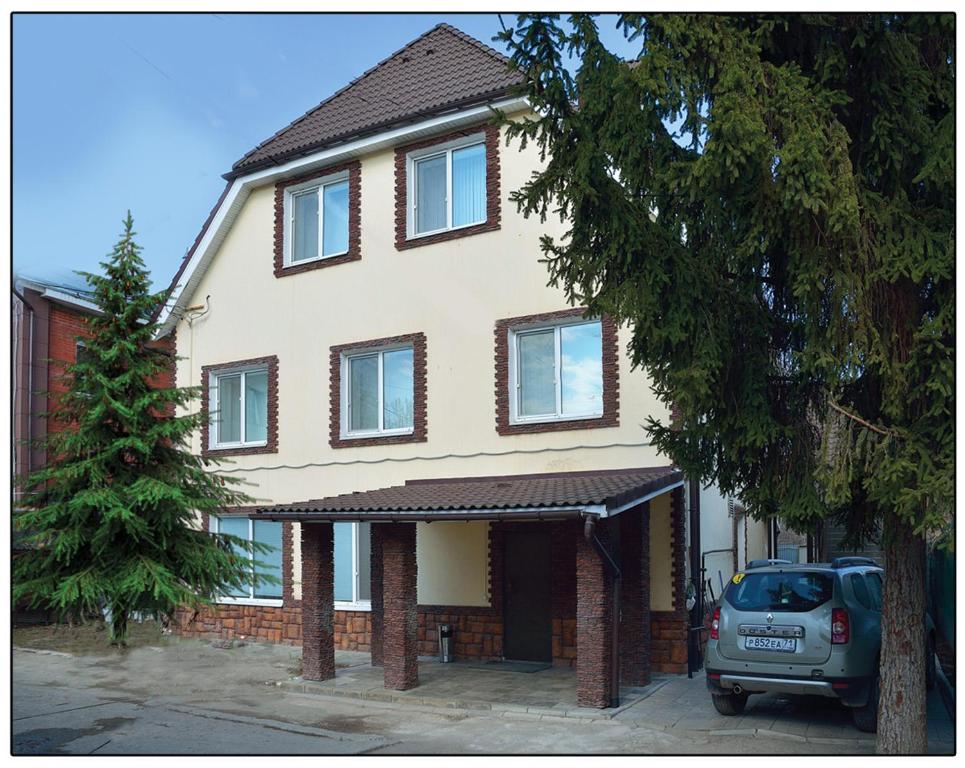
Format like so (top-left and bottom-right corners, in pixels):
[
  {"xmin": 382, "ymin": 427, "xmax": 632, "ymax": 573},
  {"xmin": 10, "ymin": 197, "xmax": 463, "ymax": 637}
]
[
  {"xmin": 109, "ymin": 606, "xmax": 129, "ymax": 647},
  {"xmin": 876, "ymin": 514, "xmax": 927, "ymax": 754}
]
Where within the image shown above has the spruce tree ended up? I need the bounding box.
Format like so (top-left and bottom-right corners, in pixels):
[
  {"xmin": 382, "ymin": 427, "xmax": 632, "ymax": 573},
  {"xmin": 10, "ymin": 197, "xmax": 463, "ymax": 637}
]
[
  {"xmin": 14, "ymin": 213, "xmax": 270, "ymax": 646},
  {"xmin": 498, "ymin": 13, "xmax": 953, "ymax": 753}
]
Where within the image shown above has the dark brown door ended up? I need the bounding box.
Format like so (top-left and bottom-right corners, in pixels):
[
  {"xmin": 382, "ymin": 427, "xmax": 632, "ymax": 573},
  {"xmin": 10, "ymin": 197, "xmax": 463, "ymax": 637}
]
[{"xmin": 503, "ymin": 528, "xmax": 552, "ymax": 662}]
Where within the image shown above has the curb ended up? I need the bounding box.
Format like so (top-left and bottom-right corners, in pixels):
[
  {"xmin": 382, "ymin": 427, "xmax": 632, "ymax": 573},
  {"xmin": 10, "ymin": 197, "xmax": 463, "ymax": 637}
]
[
  {"xmin": 13, "ymin": 646, "xmax": 74, "ymax": 658},
  {"xmin": 279, "ymin": 676, "xmax": 668, "ymax": 721},
  {"xmin": 704, "ymin": 727, "xmax": 875, "ymax": 747}
]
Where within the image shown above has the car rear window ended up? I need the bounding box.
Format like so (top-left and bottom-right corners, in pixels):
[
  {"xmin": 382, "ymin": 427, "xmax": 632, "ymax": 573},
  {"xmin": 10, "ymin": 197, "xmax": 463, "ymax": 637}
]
[
  {"xmin": 850, "ymin": 574, "xmax": 873, "ymax": 609},
  {"xmin": 725, "ymin": 571, "xmax": 834, "ymax": 613},
  {"xmin": 865, "ymin": 572, "xmax": 883, "ymax": 611}
]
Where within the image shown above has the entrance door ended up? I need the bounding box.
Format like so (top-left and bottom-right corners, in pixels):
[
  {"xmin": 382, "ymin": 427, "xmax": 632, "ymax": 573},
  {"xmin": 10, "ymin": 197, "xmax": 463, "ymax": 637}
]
[{"xmin": 503, "ymin": 528, "xmax": 552, "ymax": 662}]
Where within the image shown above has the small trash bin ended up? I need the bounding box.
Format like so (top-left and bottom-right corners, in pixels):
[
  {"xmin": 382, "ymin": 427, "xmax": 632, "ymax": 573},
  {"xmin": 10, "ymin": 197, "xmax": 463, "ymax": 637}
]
[{"xmin": 438, "ymin": 624, "xmax": 453, "ymax": 663}]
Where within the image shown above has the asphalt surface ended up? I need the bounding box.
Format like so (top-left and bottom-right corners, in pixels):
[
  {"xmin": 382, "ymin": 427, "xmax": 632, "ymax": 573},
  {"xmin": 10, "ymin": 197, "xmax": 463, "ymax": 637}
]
[{"xmin": 11, "ymin": 642, "xmax": 953, "ymax": 755}]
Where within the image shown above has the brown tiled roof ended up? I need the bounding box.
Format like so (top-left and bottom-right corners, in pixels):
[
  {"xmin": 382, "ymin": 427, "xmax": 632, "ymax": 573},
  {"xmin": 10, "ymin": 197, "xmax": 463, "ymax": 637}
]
[
  {"xmin": 228, "ymin": 23, "xmax": 524, "ymax": 178},
  {"xmin": 252, "ymin": 466, "xmax": 682, "ymax": 521}
]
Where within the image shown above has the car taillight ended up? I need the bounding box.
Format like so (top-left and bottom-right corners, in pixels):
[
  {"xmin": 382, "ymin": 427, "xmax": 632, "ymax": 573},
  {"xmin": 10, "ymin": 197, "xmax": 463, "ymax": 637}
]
[
  {"xmin": 832, "ymin": 608, "xmax": 850, "ymax": 644},
  {"xmin": 710, "ymin": 606, "xmax": 721, "ymax": 640}
]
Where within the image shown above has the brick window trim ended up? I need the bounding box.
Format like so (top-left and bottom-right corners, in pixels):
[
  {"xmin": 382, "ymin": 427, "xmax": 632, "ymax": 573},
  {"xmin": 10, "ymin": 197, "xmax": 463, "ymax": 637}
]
[
  {"xmin": 273, "ymin": 160, "xmax": 362, "ymax": 278},
  {"xmin": 494, "ymin": 308, "xmax": 620, "ymax": 436},
  {"xmin": 394, "ymin": 122, "xmax": 501, "ymax": 251},
  {"xmin": 329, "ymin": 333, "xmax": 428, "ymax": 449},
  {"xmin": 201, "ymin": 355, "xmax": 279, "ymax": 457}
]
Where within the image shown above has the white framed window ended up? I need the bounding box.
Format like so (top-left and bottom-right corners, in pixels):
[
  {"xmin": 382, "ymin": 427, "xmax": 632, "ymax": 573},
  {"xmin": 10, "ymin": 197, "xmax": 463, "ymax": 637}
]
[
  {"xmin": 334, "ymin": 522, "xmax": 372, "ymax": 610},
  {"xmin": 283, "ymin": 171, "xmax": 350, "ymax": 266},
  {"xmin": 509, "ymin": 319, "xmax": 604, "ymax": 424},
  {"xmin": 407, "ymin": 135, "xmax": 487, "ymax": 238},
  {"xmin": 341, "ymin": 345, "xmax": 415, "ymax": 438},
  {"xmin": 74, "ymin": 341, "xmax": 94, "ymax": 397},
  {"xmin": 210, "ymin": 366, "xmax": 269, "ymax": 449},
  {"xmin": 212, "ymin": 515, "xmax": 283, "ymax": 605}
]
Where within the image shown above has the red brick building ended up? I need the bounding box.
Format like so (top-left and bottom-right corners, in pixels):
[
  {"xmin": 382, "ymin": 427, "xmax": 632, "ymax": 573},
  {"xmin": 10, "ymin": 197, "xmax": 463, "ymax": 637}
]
[
  {"xmin": 13, "ymin": 277, "xmax": 175, "ymax": 509},
  {"xmin": 13, "ymin": 279, "xmax": 100, "ymax": 503}
]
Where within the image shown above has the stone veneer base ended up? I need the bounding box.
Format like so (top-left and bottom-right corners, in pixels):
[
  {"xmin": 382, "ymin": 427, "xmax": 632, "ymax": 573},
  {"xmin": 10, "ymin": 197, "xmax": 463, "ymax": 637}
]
[{"xmin": 174, "ymin": 606, "xmax": 685, "ymax": 674}]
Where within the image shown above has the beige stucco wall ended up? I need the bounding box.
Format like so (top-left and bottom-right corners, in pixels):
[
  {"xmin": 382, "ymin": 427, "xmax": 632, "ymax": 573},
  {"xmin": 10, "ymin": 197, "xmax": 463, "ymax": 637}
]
[
  {"xmin": 648, "ymin": 492, "xmax": 673, "ymax": 611},
  {"xmin": 745, "ymin": 512, "xmax": 769, "ymax": 564},
  {"xmin": 176, "ymin": 115, "xmax": 680, "ymax": 604},
  {"xmin": 416, "ymin": 522, "xmax": 490, "ymax": 606},
  {"xmin": 697, "ymin": 486, "xmax": 771, "ymax": 596}
]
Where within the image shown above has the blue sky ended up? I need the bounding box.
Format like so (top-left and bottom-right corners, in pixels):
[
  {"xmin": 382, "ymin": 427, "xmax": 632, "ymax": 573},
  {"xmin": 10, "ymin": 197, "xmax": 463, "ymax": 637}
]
[{"xmin": 13, "ymin": 13, "xmax": 638, "ymax": 292}]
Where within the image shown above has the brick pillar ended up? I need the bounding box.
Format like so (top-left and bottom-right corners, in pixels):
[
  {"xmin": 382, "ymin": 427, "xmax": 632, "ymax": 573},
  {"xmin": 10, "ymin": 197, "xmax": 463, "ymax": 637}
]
[
  {"xmin": 550, "ymin": 520, "xmax": 578, "ymax": 665},
  {"xmin": 382, "ymin": 522, "xmax": 418, "ymax": 690},
  {"xmin": 620, "ymin": 503, "xmax": 651, "ymax": 685},
  {"xmin": 670, "ymin": 486, "xmax": 687, "ymax": 613},
  {"xmin": 300, "ymin": 522, "xmax": 335, "ymax": 681},
  {"xmin": 576, "ymin": 522, "xmax": 614, "ymax": 708},
  {"xmin": 370, "ymin": 523, "xmax": 385, "ymax": 667}
]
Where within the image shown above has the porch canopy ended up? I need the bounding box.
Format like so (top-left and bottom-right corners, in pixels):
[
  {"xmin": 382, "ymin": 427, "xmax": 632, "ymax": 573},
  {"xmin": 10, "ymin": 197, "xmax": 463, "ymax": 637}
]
[
  {"xmin": 249, "ymin": 465, "xmax": 683, "ymax": 523},
  {"xmin": 249, "ymin": 466, "xmax": 684, "ymax": 708}
]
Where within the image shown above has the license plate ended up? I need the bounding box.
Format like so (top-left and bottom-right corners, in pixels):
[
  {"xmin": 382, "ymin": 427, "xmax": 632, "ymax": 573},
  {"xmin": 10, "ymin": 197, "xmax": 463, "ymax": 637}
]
[{"xmin": 744, "ymin": 636, "xmax": 796, "ymax": 652}]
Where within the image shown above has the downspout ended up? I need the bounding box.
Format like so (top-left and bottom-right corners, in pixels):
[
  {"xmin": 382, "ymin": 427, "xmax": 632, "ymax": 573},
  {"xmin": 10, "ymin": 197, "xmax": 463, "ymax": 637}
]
[
  {"xmin": 688, "ymin": 478, "xmax": 702, "ymax": 677},
  {"xmin": 11, "ymin": 287, "xmax": 30, "ymax": 496},
  {"xmin": 583, "ymin": 516, "xmax": 621, "ymax": 708}
]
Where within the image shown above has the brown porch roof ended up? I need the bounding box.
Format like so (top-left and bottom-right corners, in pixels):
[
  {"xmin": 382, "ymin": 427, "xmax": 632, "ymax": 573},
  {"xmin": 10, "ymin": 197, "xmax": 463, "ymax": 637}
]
[{"xmin": 251, "ymin": 466, "xmax": 683, "ymax": 522}]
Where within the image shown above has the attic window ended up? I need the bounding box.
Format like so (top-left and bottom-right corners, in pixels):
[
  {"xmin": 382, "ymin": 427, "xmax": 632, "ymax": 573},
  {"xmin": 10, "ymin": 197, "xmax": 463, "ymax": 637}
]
[
  {"xmin": 394, "ymin": 123, "xmax": 502, "ymax": 251},
  {"xmin": 408, "ymin": 134, "xmax": 486, "ymax": 237},
  {"xmin": 285, "ymin": 171, "xmax": 349, "ymax": 265},
  {"xmin": 272, "ymin": 160, "xmax": 360, "ymax": 279}
]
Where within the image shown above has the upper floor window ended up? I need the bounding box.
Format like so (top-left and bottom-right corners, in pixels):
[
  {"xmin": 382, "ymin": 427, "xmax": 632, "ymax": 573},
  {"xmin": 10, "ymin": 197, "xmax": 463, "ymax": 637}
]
[
  {"xmin": 75, "ymin": 340, "xmax": 93, "ymax": 366},
  {"xmin": 494, "ymin": 310, "xmax": 617, "ymax": 436},
  {"xmin": 409, "ymin": 137, "xmax": 486, "ymax": 237},
  {"xmin": 395, "ymin": 125, "xmax": 500, "ymax": 251},
  {"xmin": 203, "ymin": 358, "xmax": 278, "ymax": 457},
  {"xmin": 274, "ymin": 161, "xmax": 360, "ymax": 278},
  {"xmin": 212, "ymin": 515, "xmax": 283, "ymax": 603},
  {"xmin": 285, "ymin": 173, "xmax": 350, "ymax": 265},
  {"xmin": 343, "ymin": 345, "xmax": 414, "ymax": 437},
  {"xmin": 511, "ymin": 319, "xmax": 604, "ymax": 423}
]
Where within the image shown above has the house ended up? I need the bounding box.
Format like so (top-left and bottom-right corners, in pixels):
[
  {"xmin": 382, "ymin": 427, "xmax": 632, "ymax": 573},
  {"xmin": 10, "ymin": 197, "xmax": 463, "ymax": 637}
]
[
  {"xmin": 13, "ymin": 278, "xmax": 100, "ymax": 508},
  {"xmin": 155, "ymin": 23, "xmax": 770, "ymax": 708},
  {"xmin": 12, "ymin": 278, "xmax": 99, "ymax": 622},
  {"xmin": 13, "ymin": 276, "xmax": 177, "ymax": 622}
]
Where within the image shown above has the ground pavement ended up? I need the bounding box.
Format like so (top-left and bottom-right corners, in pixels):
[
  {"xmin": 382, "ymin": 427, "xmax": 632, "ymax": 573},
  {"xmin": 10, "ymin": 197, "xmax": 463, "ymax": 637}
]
[{"xmin": 12, "ymin": 640, "xmax": 953, "ymax": 755}]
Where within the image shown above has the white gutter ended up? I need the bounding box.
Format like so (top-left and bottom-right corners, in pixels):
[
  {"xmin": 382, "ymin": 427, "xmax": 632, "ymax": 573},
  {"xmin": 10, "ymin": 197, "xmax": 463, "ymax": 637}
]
[
  {"xmin": 252, "ymin": 477, "xmax": 684, "ymax": 522},
  {"xmin": 15, "ymin": 278, "xmax": 101, "ymax": 315},
  {"xmin": 601, "ymin": 478, "xmax": 686, "ymax": 518},
  {"xmin": 41, "ymin": 288, "xmax": 101, "ymax": 315},
  {"xmin": 155, "ymin": 96, "xmax": 530, "ymax": 337}
]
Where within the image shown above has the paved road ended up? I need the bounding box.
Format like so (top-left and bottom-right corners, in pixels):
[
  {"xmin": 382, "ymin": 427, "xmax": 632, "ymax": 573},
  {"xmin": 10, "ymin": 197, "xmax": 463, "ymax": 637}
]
[
  {"xmin": 13, "ymin": 679, "xmax": 385, "ymax": 755},
  {"xmin": 11, "ymin": 644, "xmax": 952, "ymax": 755}
]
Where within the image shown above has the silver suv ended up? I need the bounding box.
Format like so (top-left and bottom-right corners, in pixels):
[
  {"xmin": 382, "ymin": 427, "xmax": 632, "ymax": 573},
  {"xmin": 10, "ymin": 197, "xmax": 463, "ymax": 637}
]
[{"xmin": 704, "ymin": 557, "xmax": 936, "ymax": 732}]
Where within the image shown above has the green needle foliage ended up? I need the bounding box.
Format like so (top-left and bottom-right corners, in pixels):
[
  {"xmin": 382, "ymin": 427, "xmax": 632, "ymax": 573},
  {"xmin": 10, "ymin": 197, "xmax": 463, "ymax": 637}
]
[
  {"xmin": 498, "ymin": 14, "xmax": 952, "ymax": 752},
  {"xmin": 14, "ymin": 213, "xmax": 274, "ymax": 646}
]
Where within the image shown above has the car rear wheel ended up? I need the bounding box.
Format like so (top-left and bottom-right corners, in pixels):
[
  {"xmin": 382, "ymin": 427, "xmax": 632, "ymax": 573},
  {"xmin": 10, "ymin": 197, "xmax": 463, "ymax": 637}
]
[
  {"xmin": 712, "ymin": 692, "xmax": 748, "ymax": 716},
  {"xmin": 851, "ymin": 674, "xmax": 879, "ymax": 733}
]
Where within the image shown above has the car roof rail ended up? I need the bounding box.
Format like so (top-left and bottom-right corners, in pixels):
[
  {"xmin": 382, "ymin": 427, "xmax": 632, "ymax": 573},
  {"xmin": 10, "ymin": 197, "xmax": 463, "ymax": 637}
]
[
  {"xmin": 831, "ymin": 556, "xmax": 879, "ymax": 569},
  {"xmin": 746, "ymin": 558, "xmax": 792, "ymax": 569}
]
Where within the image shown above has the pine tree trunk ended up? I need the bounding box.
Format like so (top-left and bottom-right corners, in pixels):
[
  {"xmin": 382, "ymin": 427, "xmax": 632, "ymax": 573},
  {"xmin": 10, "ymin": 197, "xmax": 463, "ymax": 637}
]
[
  {"xmin": 109, "ymin": 607, "xmax": 129, "ymax": 647},
  {"xmin": 876, "ymin": 514, "xmax": 927, "ymax": 754}
]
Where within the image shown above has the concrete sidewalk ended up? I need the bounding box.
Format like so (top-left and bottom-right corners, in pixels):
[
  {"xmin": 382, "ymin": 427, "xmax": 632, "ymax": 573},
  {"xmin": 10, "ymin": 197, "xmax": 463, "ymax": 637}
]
[{"xmin": 12, "ymin": 640, "xmax": 951, "ymax": 754}]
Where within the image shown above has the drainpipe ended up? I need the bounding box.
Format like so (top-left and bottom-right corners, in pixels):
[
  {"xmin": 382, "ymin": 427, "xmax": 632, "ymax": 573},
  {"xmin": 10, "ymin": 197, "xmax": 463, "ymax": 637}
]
[
  {"xmin": 688, "ymin": 478, "xmax": 702, "ymax": 677},
  {"xmin": 583, "ymin": 517, "xmax": 621, "ymax": 708}
]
